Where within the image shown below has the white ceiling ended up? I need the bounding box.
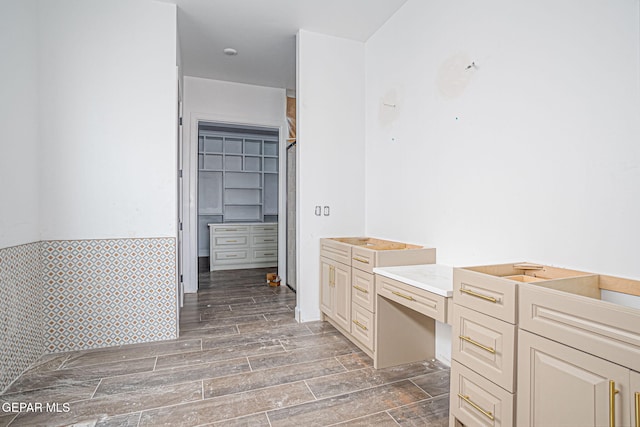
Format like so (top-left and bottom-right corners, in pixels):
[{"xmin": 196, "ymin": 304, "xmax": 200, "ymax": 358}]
[{"xmin": 161, "ymin": 0, "xmax": 409, "ymax": 91}]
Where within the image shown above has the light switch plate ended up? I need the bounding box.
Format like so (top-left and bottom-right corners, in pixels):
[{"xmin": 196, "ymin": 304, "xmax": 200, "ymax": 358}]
[
  {"xmin": 323, "ymin": 206, "xmax": 330, "ymax": 216},
  {"xmin": 315, "ymin": 206, "xmax": 321, "ymax": 216}
]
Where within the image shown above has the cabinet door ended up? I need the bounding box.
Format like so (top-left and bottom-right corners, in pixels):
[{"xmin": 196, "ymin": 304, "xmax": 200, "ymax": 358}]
[
  {"xmin": 631, "ymin": 371, "xmax": 640, "ymax": 427},
  {"xmin": 319, "ymin": 257, "xmax": 334, "ymax": 318},
  {"xmin": 332, "ymin": 261, "xmax": 352, "ymax": 332},
  {"xmin": 518, "ymin": 330, "xmax": 630, "ymax": 427}
]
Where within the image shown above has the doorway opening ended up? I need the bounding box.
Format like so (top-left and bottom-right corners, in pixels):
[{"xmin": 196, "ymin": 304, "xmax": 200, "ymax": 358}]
[{"xmin": 196, "ymin": 122, "xmax": 280, "ymax": 277}]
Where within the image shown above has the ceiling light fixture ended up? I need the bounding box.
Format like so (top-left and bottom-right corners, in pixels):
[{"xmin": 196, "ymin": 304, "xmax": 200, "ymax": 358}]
[{"xmin": 223, "ymin": 47, "xmax": 238, "ymax": 56}]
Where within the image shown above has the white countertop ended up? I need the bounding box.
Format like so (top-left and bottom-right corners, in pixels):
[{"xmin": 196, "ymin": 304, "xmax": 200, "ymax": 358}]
[{"xmin": 373, "ymin": 264, "xmax": 453, "ymax": 297}]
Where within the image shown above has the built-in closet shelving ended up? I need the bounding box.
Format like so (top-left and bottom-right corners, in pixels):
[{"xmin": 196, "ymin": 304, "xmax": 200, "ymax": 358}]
[{"xmin": 198, "ymin": 128, "xmax": 279, "ymax": 257}]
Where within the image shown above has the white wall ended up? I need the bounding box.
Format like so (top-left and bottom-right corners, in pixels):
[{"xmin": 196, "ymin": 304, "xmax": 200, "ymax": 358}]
[
  {"xmin": 296, "ymin": 30, "xmax": 366, "ymax": 321},
  {"xmin": 182, "ymin": 77, "xmax": 287, "ymax": 293},
  {"xmin": 365, "ymin": 0, "xmax": 640, "ymax": 281},
  {"xmin": 0, "ymin": 0, "xmax": 40, "ymax": 249},
  {"xmin": 38, "ymin": 0, "xmax": 178, "ymax": 241}
]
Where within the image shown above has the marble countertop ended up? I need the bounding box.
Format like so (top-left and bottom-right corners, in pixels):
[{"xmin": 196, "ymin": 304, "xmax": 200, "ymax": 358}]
[{"xmin": 373, "ymin": 264, "xmax": 453, "ymax": 297}]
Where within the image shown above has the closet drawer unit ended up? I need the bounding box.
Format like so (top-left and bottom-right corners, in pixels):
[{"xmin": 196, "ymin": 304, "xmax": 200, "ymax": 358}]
[
  {"xmin": 450, "ymin": 360, "xmax": 515, "ymax": 427},
  {"xmin": 452, "ymin": 305, "xmax": 517, "ymax": 393},
  {"xmin": 252, "ymin": 224, "xmax": 277, "ymax": 233},
  {"xmin": 454, "ymin": 268, "xmax": 517, "ymax": 324},
  {"xmin": 377, "ymin": 275, "xmax": 447, "ymax": 323},
  {"xmin": 352, "ymin": 246, "xmax": 376, "ymax": 273},
  {"xmin": 352, "ymin": 269, "xmax": 375, "ymax": 312},
  {"xmin": 252, "ymin": 234, "xmax": 277, "ymax": 246},
  {"xmin": 210, "ymin": 225, "xmax": 251, "ymax": 234},
  {"xmin": 351, "ymin": 303, "xmax": 374, "ymax": 352},
  {"xmin": 320, "ymin": 238, "xmax": 352, "ymax": 266},
  {"xmin": 213, "ymin": 235, "xmax": 248, "ymax": 247},
  {"xmin": 253, "ymin": 248, "xmax": 278, "ymax": 262},
  {"xmin": 212, "ymin": 249, "xmax": 249, "ymax": 264}
]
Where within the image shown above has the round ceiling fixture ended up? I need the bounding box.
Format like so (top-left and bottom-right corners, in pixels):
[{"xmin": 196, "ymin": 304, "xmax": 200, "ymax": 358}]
[{"xmin": 223, "ymin": 47, "xmax": 238, "ymax": 56}]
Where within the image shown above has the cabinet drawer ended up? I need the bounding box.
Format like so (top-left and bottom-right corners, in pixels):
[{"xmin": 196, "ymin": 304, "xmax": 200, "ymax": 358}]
[
  {"xmin": 214, "ymin": 235, "xmax": 248, "ymax": 247},
  {"xmin": 376, "ymin": 275, "xmax": 446, "ymax": 322},
  {"xmin": 519, "ymin": 283, "xmax": 640, "ymax": 372},
  {"xmin": 252, "ymin": 234, "xmax": 277, "ymax": 246},
  {"xmin": 452, "ymin": 305, "xmax": 517, "ymax": 392},
  {"xmin": 454, "ymin": 268, "xmax": 517, "ymax": 324},
  {"xmin": 320, "ymin": 238, "xmax": 351, "ymax": 266},
  {"xmin": 212, "ymin": 250, "xmax": 249, "ymax": 263},
  {"xmin": 352, "ymin": 269, "xmax": 374, "ymax": 312},
  {"xmin": 352, "ymin": 246, "xmax": 375, "ymax": 273},
  {"xmin": 210, "ymin": 225, "xmax": 250, "ymax": 234},
  {"xmin": 253, "ymin": 249, "xmax": 277, "ymax": 262},
  {"xmin": 351, "ymin": 304, "xmax": 374, "ymax": 352},
  {"xmin": 450, "ymin": 360, "xmax": 514, "ymax": 427},
  {"xmin": 252, "ymin": 224, "xmax": 277, "ymax": 233}
]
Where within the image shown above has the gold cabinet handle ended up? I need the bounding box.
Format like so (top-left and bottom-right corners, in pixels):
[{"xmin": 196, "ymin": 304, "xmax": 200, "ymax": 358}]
[
  {"xmin": 460, "ymin": 288, "xmax": 498, "ymax": 303},
  {"xmin": 459, "ymin": 335, "xmax": 496, "ymax": 354},
  {"xmin": 634, "ymin": 391, "xmax": 639, "ymax": 427},
  {"xmin": 352, "ymin": 256, "xmax": 369, "ymax": 264},
  {"xmin": 263, "ymin": 239, "xmax": 275, "ymax": 242},
  {"xmin": 457, "ymin": 394, "xmax": 494, "ymax": 421},
  {"xmin": 263, "ymin": 253, "xmax": 275, "ymax": 256},
  {"xmin": 227, "ymin": 240, "xmax": 238, "ymax": 243},
  {"xmin": 353, "ymin": 285, "xmax": 369, "ymax": 294},
  {"xmin": 392, "ymin": 291, "xmax": 415, "ymax": 301},
  {"xmin": 352, "ymin": 320, "xmax": 368, "ymax": 331},
  {"xmin": 226, "ymin": 254, "xmax": 238, "ymax": 258},
  {"xmin": 330, "ymin": 265, "xmax": 335, "ymax": 287},
  {"xmin": 610, "ymin": 380, "xmax": 619, "ymax": 427}
]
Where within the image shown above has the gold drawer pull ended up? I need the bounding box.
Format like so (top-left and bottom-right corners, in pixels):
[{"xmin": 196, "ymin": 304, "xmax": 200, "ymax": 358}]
[
  {"xmin": 610, "ymin": 380, "xmax": 619, "ymax": 427},
  {"xmin": 458, "ymin": 394, "xmax": 494, "ymax": 420},
  {"xmin": 392, "ymin": 291, "xmax": 414, "ymax": 301},
  {"xmin": 353, "ymin": 320, "xmax": 368, "ymax": 331},
  {"xmin": 263, "ymin": 253, "xmax": 275, "ymax": 256},
  {"xmin": 226, "ymin": 255, "xmax": 238, "ymax": 258},
  {"xmin": 352, "ymin": 256, "xmax": 370, "ymax": 264},
  {"xmin": 227, "ymin": 240, "xmax": 238, "ymax": 243},
  {"xmin": 219, "ymin": 228, "xmax": 238, "ymax": 231},
  {"xmin": 263, "ymin": 239, "xmax": 275, "ymax": 242},
  {"xmin": 330, "ymin": 265, "xmax": 335, "ymax": 287},
  {"xmin": 459, "ymin": 335, "xmax": 496, "ymax": 354},
  {"xmin": 353, "ymin": 285, "xmax": 369, "ymax": 294},
  {"xmin": 634, "ymin": 391, "xmax": 639, "ymax": 427},
  {"xmin": 460, "ymin": 288, "xmax": 498, "ymax": 303}
]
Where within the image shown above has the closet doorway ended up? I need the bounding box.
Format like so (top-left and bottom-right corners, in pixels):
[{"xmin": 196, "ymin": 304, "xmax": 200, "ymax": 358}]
[{"xmin": 196, "ymin": 122, "xmax": 280, "ymax": 274}]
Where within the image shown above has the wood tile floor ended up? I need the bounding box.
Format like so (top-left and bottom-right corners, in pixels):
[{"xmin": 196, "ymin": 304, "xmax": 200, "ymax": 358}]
[{"xmin": 0, "ymin": 268, "xmax": 450, "ymax": 426}]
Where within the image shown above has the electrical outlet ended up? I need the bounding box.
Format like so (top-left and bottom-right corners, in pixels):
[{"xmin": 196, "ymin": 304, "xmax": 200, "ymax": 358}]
[
  {"xmin": 324, "ymin": 206, "xmax": 330, "ymax": 216},
  {"xmin": 315, "ymin": 206, "xmax": 321, "ymax": 216}
]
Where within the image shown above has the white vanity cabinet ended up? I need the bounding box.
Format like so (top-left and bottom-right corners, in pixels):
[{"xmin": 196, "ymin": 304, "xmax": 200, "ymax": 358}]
[
  {"xmin": 449, "ymin": 262, "xmax": 640, "ymax": 427},
  {"xmin": 319, "ymin": 237, "xmax": 436, "ymax": 357},
  {"xmin": 517, "ymin": 282, "xmax": 640, "ymax": 427}
]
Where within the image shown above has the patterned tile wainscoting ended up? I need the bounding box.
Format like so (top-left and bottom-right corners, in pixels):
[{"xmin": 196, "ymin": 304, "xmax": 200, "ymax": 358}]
[
  {"xmin": 42, "ymin": 238, "xmax": 178, "ymax": 353},
  {"xmin": 0, "ymin": 242, "xmax": 45, "ymax": 392}
]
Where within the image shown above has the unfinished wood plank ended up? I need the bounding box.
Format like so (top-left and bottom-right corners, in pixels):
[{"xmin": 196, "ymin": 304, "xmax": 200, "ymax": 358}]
[
  {"xmin": 599, "ymin": 274, "xmax": 640, "ymax": 297},
  {"xmin": 534, "ymin": 275, "xmax": 601, "ymax": 300},
  {"xmin": 525, "ymin": 265, "xmax": 592, "ymax": 280},
  {"xmin": 513, "ymin": 263, "xmax": 544, "ymax": 270}
]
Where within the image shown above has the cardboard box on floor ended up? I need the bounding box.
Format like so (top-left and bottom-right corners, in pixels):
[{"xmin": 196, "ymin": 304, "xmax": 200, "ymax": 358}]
[{"xmin": 266, "ymin": 273, "xmax": 280, "ymax": 287}]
